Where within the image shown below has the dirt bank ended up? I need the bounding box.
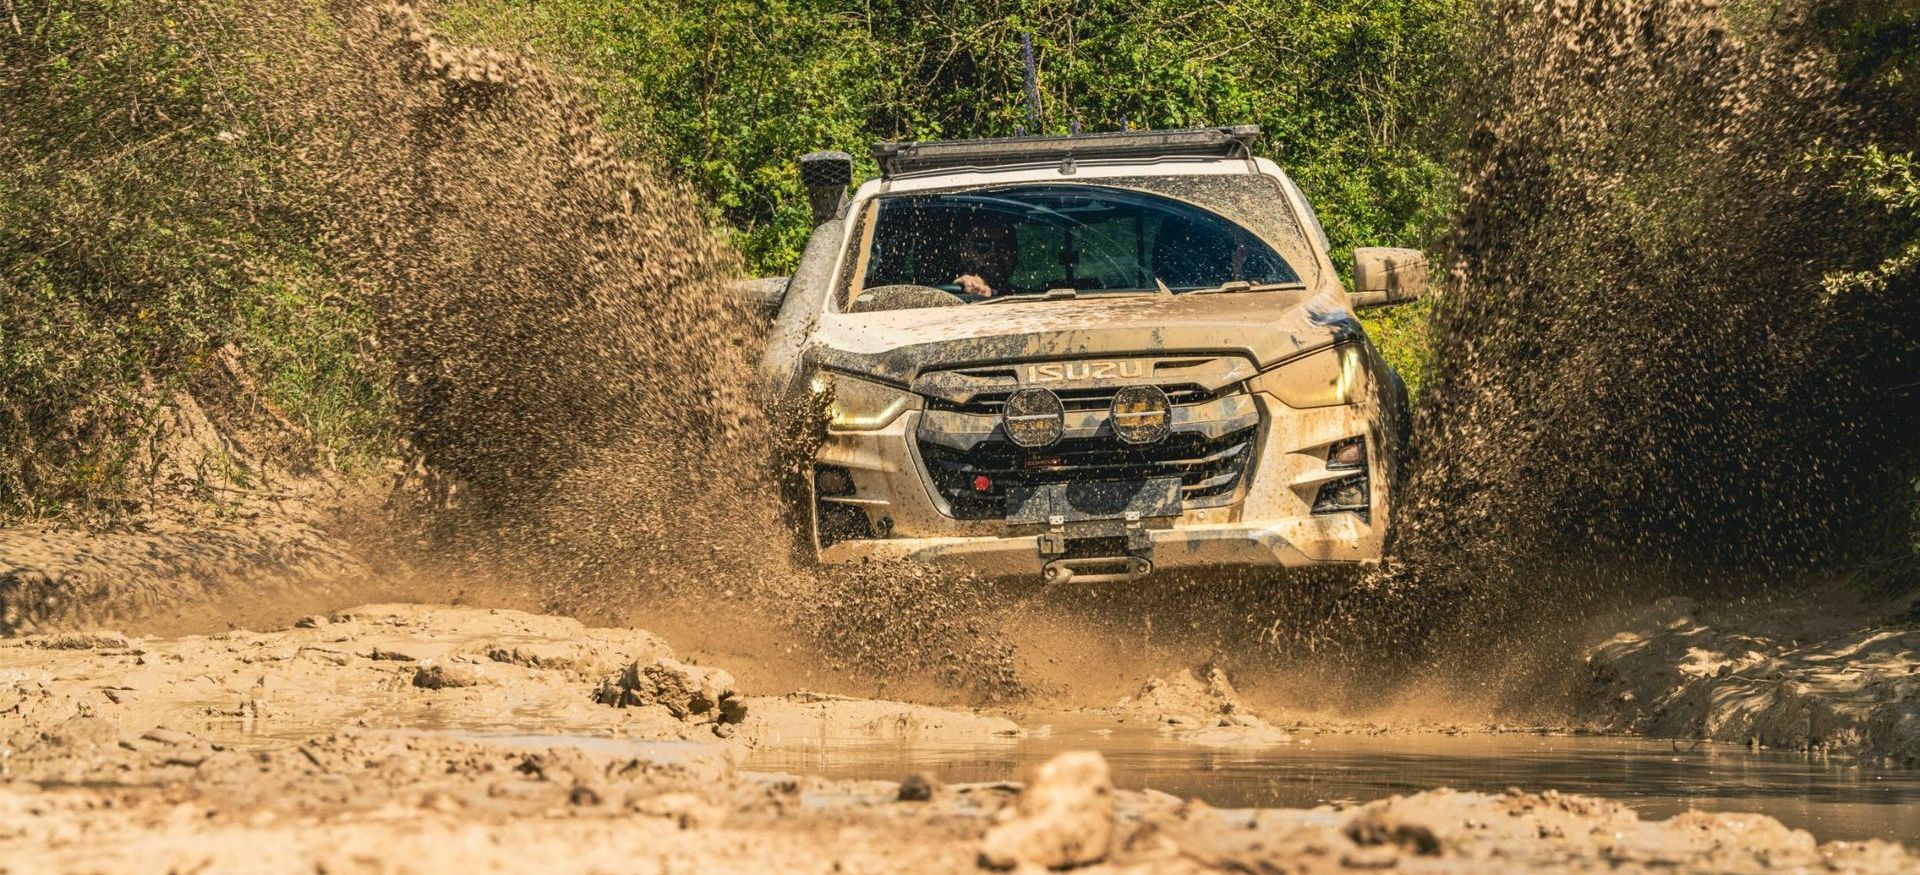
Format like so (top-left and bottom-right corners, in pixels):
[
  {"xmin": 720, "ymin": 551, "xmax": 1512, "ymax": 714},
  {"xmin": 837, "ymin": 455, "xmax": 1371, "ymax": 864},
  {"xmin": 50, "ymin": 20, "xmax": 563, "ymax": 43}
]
[
  {"xmin": 0, "ymin": 521, "xmax": 372, "ymax": 638},
  {"xmin": 4, "ymin": 603, "xmax": 1914, "ymax": 873},
  {"xmin": 1581, "ymin": 584, "xmax": 1920, "ymax": 765}
]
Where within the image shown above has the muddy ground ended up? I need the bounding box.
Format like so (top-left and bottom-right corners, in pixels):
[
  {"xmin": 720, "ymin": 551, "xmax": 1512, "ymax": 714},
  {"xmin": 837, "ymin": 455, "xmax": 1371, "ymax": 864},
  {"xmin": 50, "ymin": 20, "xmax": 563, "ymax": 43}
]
[
  {"xmin": 1582, "ymin": 582, "xmax": 1920, "ymax": 764},
  {"xmin": 3, "ymin": 601, "xmax": 1916, "ymax": 874}
]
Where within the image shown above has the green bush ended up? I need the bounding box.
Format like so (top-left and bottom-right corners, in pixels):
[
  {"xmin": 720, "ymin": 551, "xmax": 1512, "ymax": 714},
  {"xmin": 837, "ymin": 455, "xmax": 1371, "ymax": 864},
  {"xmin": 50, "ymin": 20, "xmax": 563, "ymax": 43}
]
[
  {"xmin": 0, "ymin": 1, "xmax": 391, "ymax": 521},
  {"xmin": 437, "ymin": 0, "xmax": 1465, "ymax": 389}
]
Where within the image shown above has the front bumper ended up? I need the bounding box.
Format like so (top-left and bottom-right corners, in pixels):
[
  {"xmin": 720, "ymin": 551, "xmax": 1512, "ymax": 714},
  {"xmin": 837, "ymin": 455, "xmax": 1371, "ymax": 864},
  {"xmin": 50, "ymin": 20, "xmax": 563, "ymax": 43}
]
[
  {"xmin": 812, "ymin": 392, "xmax": 1388, "ymax": 582},
  {"xmin": 820, "ymin": 519, "xmax": 1375, "ymax": 582}
]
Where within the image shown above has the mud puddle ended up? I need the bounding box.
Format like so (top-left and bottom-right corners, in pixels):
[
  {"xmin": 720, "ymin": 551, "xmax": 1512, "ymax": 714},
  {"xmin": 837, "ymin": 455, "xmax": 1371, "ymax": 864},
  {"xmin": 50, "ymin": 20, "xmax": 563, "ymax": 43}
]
[{"xmin": 742, "ymin": 712, "xmax": 1920, "ymax": 845}]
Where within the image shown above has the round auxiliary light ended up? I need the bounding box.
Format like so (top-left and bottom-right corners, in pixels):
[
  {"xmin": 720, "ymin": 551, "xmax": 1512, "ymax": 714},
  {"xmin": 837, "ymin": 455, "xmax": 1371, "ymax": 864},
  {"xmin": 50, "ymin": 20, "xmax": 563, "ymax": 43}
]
[
  {"xmin": 1110, "ymin": 385, "xmax": 1171, "ymax": 444},
  {"xmin": 1002, "ymin": 388, "xmax": 1065, "ymax": 448}
]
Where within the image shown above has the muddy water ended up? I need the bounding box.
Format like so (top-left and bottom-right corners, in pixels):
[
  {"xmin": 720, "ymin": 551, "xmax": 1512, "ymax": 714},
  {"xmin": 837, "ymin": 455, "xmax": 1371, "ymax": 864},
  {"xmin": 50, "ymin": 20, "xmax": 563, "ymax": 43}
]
[{"xmin": 744, "ymin": 714, "xmax": 1920, "ymax": 845}]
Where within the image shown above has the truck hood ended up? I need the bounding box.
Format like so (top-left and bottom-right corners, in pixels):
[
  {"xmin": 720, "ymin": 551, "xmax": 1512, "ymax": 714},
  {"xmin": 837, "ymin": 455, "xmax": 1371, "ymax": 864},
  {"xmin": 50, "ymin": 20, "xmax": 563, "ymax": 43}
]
[{"xmin": 807, "ymin": 287, "xmax": 1363, "ymax": 385}]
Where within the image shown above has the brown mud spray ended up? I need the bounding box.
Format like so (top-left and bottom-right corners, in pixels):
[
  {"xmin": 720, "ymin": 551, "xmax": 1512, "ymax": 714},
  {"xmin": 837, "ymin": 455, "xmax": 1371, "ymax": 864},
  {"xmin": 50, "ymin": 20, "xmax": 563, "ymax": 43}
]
[{"xmin": 6, "ymin": 0, "xmax": 1912, "ymax": 712}]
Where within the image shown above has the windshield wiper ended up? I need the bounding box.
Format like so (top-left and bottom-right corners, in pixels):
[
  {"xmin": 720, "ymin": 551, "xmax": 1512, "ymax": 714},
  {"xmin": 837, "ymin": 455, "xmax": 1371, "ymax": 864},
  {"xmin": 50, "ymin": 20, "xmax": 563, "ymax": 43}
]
[
  {"xmin": 1182, "ymin": 280, "xmax": 1309, "ymax": 295},
  {"xmin": 974, "ymin": 287, "xmax": 1166, "ymax": 305},
  {"xmin": 973, "ymin": 287, "xmax": 1084, "ymax": 305}
]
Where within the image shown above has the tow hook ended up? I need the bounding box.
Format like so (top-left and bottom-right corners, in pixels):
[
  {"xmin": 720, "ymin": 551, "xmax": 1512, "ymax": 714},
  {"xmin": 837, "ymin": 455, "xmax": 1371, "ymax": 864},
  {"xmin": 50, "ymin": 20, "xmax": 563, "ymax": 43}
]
[
  {"xmin": 1043, "ymin": 556, "xmax": 1154, "ymax": 584},
  {"xmin": 1037, "ymin": 512, "xmax": 1155, "ymax": 583}
]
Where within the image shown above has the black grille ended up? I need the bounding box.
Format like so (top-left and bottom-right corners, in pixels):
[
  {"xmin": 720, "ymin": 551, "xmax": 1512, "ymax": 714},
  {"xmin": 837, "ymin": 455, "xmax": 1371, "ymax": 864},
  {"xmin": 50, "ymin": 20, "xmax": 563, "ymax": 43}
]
[
  {"xmin": 920, "ymin": 428, "xmax": 1255, "ymax": 520},
  {"xmin": 929, "ymin": 383, "xmax": 1217, "ymax": 415}
]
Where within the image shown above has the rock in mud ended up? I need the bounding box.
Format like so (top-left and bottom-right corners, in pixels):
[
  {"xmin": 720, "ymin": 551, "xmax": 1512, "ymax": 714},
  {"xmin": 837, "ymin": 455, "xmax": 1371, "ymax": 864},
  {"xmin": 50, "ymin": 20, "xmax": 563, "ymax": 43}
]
[
  {"xmin": 41, "ymin": 715, "xmax": 119, "ymax": 751},
  {"xmin": 631, "ymin": 791, "xmax": 726, "ymax": 829},
  {"xmin": 594, "ymin": 656, "xmax": 744, "ymax": 723},
  {"xmin": 897, "ymin": 772, "xmax": 939, "ymax": 802},
  {"xmin": 139, "ymin": 727, "xmax": 197, "ymax": 746},
  {"xmin": 978, "ymin": 751, "xmax": 1114, "ymax": 871},
  {"xmin": 412, "ymin": 662, "xmax": 487, "ymax": 689},
  {"xmin": 23, "ymin": 631, "xmax": 130, "ymax": 650},
  {"xmin": 1119, "ymin": 665, "xmax": 1292, "ymax": 747},
  {"xmin": 1344, "ymin": 810, "xmax": 1443, "ymax": 855}
]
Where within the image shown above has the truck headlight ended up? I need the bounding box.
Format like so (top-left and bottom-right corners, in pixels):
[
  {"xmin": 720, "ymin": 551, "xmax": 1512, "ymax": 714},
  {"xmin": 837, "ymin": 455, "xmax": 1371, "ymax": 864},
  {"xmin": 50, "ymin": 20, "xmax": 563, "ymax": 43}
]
[
  {"xmin": 811, "ymin": 372, "xmax": 918, "ymax": 430},
  {"xmin": 1249, "ymin": 344, "xmax": 1367, "ymax": 408}
]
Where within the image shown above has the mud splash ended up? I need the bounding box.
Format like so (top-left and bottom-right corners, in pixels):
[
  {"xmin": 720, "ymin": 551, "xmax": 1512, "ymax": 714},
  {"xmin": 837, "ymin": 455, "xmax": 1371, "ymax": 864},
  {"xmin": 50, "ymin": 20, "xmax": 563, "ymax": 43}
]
[
  {"xmin": 1407, "ymin": 0, "xmax": 1919, "ymax": 573},
  {"xmin": 8, "ymin": 0, "xmax": 1913, "ymax": 717},
  {"xmin": 315, "ymin": 3, "xmax": 1024, "ymax": 698},
  {"xmin": 1267, "ymin": 0, "xmax": 1920, "ymax": 701},
  {"xmin": 322, "ymin": 2, "xmax": 772, "ymax": 571},
  {"xmin": 1024, "ymin": 0, "xmax": 1920, "ymax": 721}
]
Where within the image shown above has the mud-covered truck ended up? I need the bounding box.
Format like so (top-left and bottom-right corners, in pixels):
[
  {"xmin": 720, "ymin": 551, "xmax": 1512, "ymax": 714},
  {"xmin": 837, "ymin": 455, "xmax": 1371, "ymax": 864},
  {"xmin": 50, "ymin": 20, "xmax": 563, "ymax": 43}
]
[{"xmin": 757, "ymin": 126, "xmax": 1426, "ymax": 583}]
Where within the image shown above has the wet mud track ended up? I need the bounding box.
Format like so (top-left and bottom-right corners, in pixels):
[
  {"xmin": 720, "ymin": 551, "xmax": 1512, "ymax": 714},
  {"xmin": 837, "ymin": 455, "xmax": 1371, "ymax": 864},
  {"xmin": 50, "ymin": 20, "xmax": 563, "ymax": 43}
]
[
  {"xmin": 752, "ymin": 714, "xmax": 1920, "ymax": 844},
  {"xmin": 3, "ymin": 603, "xmax": 1916, "ymax": 873}
]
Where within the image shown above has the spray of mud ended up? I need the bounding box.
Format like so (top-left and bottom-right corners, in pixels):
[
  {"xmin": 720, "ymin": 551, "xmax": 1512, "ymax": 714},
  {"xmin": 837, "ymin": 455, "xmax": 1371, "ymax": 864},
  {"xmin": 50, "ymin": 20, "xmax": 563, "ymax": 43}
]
[
  {"xmin": 11, "ymin": 0, "xmax": 1913, "ymax": 717},
  {"xmin": 948, "ymin": 0, "xmax": 1920, "ymax": 718},
  {"xmin": 297, "ymin": 2, "xmax": 1026, "ymax": 698},
  {"xmin": 1325, "ymin": 0, "xmax": 1920, "ymax": 713},
  {"xmin": 0, "ymin": 0, "xmax": 1018, "ymax": 693}
]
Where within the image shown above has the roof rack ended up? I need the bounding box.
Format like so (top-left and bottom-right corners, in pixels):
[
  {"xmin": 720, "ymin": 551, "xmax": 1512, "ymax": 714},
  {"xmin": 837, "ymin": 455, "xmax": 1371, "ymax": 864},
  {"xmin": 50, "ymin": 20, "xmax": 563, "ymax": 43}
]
[{"xmin": 871, "ymin": 126, "xmax": 1260, "ymax": 179}]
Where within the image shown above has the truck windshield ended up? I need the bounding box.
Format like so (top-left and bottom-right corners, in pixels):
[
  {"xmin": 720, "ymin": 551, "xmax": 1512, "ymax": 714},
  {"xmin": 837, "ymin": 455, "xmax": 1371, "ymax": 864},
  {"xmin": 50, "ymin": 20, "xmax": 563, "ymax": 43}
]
[{"xmin": 849, "ymin": 185, "xmax": 1300, "ymax": 311}]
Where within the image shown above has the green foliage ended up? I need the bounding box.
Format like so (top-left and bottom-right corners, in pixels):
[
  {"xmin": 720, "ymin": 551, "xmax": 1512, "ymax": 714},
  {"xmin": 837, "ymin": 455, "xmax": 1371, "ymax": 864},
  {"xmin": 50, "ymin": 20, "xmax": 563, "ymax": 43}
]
[
  {"xmin": 433, "ymin": 0, "xmax": 888, "ymax": 275},
  {"xmin": 0, "ymin": 1, "xmax": 392, "ymax": 521},
  {"xmin": 235, "ymin": 261, "xmax": 394, "ymax": 468},
  {"xmin": 1810, "ymin": 0, "xmax": 1920, "ymax": 557},
  {"xmin": 437, "ymin": 0, "xmax": 1465, "ymax": 389}
]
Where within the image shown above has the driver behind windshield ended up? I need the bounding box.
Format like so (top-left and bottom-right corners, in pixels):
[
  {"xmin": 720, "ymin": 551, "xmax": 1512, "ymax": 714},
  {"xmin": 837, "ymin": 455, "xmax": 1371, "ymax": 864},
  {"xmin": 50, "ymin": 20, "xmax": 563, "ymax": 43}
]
[
  {"xmin": 951, "ymin": 213, "xmax": 1018, "ymax": 298},
  {"xmin": 854, "ymin": 185, "xmax": 1302, "ymax": 311}
]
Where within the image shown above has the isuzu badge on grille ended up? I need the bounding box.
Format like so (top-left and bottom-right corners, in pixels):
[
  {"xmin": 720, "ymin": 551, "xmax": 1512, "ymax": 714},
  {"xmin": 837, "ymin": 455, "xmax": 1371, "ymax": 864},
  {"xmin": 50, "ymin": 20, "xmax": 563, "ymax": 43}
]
[{"xmin": 1024, "ymin": 360, "xmax": 1144, "ymax": 383}]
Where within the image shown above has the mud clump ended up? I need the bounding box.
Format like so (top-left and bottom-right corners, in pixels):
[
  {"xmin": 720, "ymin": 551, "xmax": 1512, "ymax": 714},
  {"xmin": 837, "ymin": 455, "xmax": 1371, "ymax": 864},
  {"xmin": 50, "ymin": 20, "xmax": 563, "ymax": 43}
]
[
  {"xmin": 1118, "ymin": 665, "xmax": 1293, "ymax": 746},
  {"xmin": 411, "ymin": 662, "xmax": 487, "ymax": 689},
  {"xmin": 979, "ymin": 750, "xmax": 1116, "ymax": 870},
  {"xmin": 1344, "ymin": 809, "xmax": 1443, "ymax": 856},
  {"xmin": 594, "ymin": 656, "xmax": 746, "ymax": 725},
  {"xmin": 897, "ymin": 771, "xmax": 941, "ymax": 802}
]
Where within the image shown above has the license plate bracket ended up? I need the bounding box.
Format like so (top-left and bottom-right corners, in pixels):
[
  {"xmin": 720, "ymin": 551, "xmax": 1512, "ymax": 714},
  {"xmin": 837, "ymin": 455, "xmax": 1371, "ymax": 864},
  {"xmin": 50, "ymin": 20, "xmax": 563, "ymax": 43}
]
[{"xmin": 1006, "ymin": 477, "xmax": 1183, "ymax": 525}]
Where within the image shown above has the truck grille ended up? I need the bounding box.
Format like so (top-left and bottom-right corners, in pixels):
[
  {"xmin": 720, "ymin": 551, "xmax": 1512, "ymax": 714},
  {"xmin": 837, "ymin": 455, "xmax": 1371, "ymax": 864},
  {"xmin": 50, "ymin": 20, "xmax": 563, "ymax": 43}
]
[
  {"xmin": 920, "ymin": 427, "xmax": 1256, "ymax": 520},
  {"xmin": 928, "ymin": 383, "xmax": 1219, "ymax": 415}
]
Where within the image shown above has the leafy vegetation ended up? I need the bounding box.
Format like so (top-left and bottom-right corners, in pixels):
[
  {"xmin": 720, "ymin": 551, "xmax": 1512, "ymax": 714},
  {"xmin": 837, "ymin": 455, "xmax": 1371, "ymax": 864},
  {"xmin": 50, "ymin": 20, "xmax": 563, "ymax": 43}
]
[
  {"xmin": 435, "ymin": 0, "xmax": 1465, "ymax": 385},
  {"xmin": 0, "ymin": 1, "xmax": 391, "ymax": 521}
]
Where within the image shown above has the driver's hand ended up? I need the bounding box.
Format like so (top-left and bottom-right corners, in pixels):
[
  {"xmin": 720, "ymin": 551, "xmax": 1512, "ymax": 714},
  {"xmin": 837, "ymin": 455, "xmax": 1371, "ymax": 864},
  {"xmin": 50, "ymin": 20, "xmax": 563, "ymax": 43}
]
[{"xmin": 954, "ymin": 274, "xmax": 995, "ymax": 297}]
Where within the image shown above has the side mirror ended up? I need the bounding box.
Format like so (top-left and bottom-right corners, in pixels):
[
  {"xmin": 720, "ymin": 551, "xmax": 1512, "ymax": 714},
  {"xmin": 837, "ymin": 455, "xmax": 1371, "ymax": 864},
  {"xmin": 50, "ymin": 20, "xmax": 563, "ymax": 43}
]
[
  {"xmin": 1351, "ymin": 247, "xmax": 1428, "ymax": 308},
  {"xmin": 799, "ymin": 151, "xmax": 852, "ymax": 226}
]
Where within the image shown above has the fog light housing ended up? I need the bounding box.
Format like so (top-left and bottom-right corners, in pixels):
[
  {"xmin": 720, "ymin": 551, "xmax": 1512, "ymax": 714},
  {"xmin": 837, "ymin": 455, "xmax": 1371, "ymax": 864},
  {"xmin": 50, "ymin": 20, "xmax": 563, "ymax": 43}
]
[
  {"xmin": 1327, "ymin": 436, "xmax": 1365, "ymax": 470},
  {"xmin": 1110, "ymin": 385, "xmax": 1171, "ymax": 444},
  {"xmin": 814, "ymin": 465, "xmax": 855, "ymax": 497},
  {"xmin": 1313, "ymin": 474, "xmax": 1370, "ymax": 516},
  {"xmin": 1003, "ymin": 388, "xmax": 1065, "ymax": 448}
]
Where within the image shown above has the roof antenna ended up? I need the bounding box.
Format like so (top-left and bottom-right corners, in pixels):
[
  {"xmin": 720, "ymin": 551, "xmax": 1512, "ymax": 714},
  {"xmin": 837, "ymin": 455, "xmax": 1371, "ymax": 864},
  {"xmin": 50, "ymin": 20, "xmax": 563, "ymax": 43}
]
[{"xmin": 1020, "ymin": 33, "xmax": 1042, "ymax": 134}]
